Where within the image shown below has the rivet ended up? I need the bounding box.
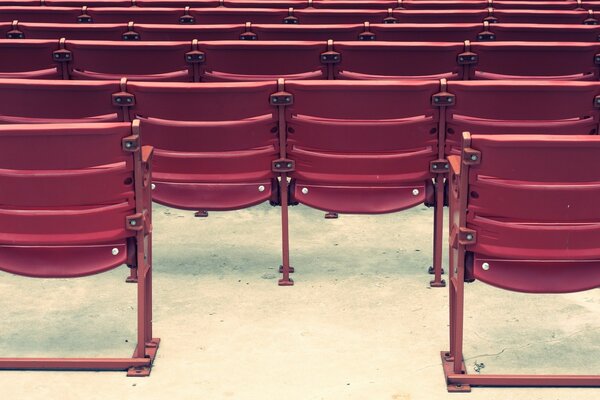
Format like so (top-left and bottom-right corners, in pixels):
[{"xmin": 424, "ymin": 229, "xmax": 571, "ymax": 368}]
[
  {"xmin": 258, "ymin": 185, "xmax": 265, "ymax": 192},
  {"xmin": 112, "ymin": 248, "xmax": 119, "ymax": 256},
  {"xmin": 151, "ymin": 183, "xmax": 156, "ymax": 190},
  {"xmin": 432, "ymin": 164, "xmax": 438, "ymax": 169},
  {"xmin": 275, "ymin": 163, "xmax": 281, "ymax": 168},
  {"xmin": 470, "ymin": 154, "xmax": 478, "ymax": 161},
  {"xmin": 272, "ymin": 97, "xmax": 278, "ymax": 103},
  {"xmin": 482, "ymin": 262, "xmax": 490, "ymax": 271},
  {"xmin": 286, "ymin": 163, "xmax": 292, "ymax": 168},
  {"xmin": 466, "ymin": 234, "xmax": 473, "ymax": 241},
  {"xmin": 301, "ymin": 187, "xmax": 308, "ymax": 194},
  {"xmin": 412, "ymin": 189, "xmax": 419, "ymax": 196},
  {"xmin": 130, "ymin": 220, "xmax": 137, "ymax": 226},
  {"xmin": 125, "ymin": 142, "xmax": 132, "ymax": 148}
]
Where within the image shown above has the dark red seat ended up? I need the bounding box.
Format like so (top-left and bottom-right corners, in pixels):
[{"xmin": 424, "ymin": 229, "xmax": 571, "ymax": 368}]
[
  {"xmin": 248, "ymin": 23, "xmax": 364, "ymax": 41},
  {"xmin": 294, "ymin": 9, "xmax": 391, "ymax": 24},
  {"xmin": 394, "ymin": 9, "xmax": 489, "ymax": 23},
  {"xmin": 196, "ymin": 41, "xmax": 328, "ymax": 81},
  {"xmin": 583, "ymin": 1, "xmax": 600, "ymax": 10},
  {"xmin": 189, "ymin": 8, "xmax": 289, "ymax": 24},
  {"xmin": 493, "ymin": 1, "xmax": 580, "ymax": 10},
  {"xmin": 46, "ymin": 0, "xmax": 133, "ymax": 5},
  {"xmin": 313, "ymin": 0, "xmax": 398, "ymax": 9},
  {"xmin": 224, "ymin": 0, "xmax": 309, "ymax": 8},
  {"xmin": 400, "ymin": 0, "xmax": 487, "ymax": 10},
  {"xmin": 63, "ymin": 40, "xmax": 196, "ymax": 81},
  {"xmin": 443, "ymin": 133, "xmax": 600, "ymax": 391},
  {"xmin": 0, "ymin": 39, "xmax": 61, "ymax": 79},
  {"xmin": 468, "ymin": 42, "xmax": 600, "ymax": 80},
  {"xmin": 0, "ymin": 78, "xmax": 123, "ymax": 123},
  {"xmin": 132, "ymin": 23, "xmax": 244, "ymax": 41},
  {"xmin": 13, "ymin": 22, "xmax": 126, "ymax": 40},
  {"xmin": 333, "ymin": 42, "xmax": 465, "ymax": 80},
  {"xmin": 0, "ymin": 121, "xmax": 159, "ymax": 376},
  {"xmin": 490, "ymin": 23, "xmax": 600, "ymax": 41},
  {"xmin": 493, "ymin": 9, "xmax": 592, "ymax": 24},
  {"xmin": 86, "ymin": 7, "xmax": 183, "ymax": 23},
  {"xmin": 366, "ymin": 23, "xmax": 482, "ymax": 41},
  {"xmin": 0, "ymin": 6, "xmax": 82, "ymax": 23},
  {"xmin": 444, "ymin": 80, "xmax": 600, "ymax": 155},
  {"xmin": 125, "ymin": 81, "xmax": 279, "ymax": 212},
  {"xmin": 137, "ymin": 0, "xmax": 218, "ymax": 6}
]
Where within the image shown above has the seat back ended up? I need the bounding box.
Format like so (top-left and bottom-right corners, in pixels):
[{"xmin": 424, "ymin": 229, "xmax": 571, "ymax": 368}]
[
  {"xmin": 491, "ymin": 23, "xmax": 600, "ymax": 42},
  {"xmin": 493, "ymin": 9, "xmax": 590, "ymax": 24},
  {"xmin": 137, "ymin": 0, "xmax": 218, "ymax": 6},
  {"xmin": 87, "ymin": 7, "xmax": 183, "ymax": 23},
  {"xmin": 197, "ymin": 41, "xmax": 327, "ymax": 81},
  {"xmin": 461, "ymin": 133, "xmax": 600, "ymax": 292},
  {"xmin": 295, "ymin": 9, "xmax": 390, "ymax": 24},
  {"xmin": 189, "ymin": 8, "xmax": 289, "ymax": 24},
  {"xmin": 224, "ymin": 0, "xmax": 309, "ymax": 7},
  {"xmin": 127, "ymin": 81, "xmax": 279, "ymax": 210},
  {"xmin": 445, "ymin": 80, "xmax": 600, "ymax": 155},
  {"xmin": 0, "ymin": 39, "xmax": 60, "ymax": 79},
  {"xmin": 368, "ymin": 23, "xmax": 482, "ymax": 42},
  {"xmin": 0, "ymin": 79, "xmax": 121, "ymax": 123},
  {"xmin": 313, "ymin": 0, "xmax": 398, "ymax": 9},
  {"xmin": 65, "ymin": 40, "xmax": 195, "ymax": 81},
  {"xmin": 333, "ymin": 41, "xmax": 464, "ymax": 80},
  {"xmin": 284, "ymin": 80, "xmax": 439, "ymax": 214},
  {"xmin": 16, "ymin": 22, "xmax": 126, "ymax": 40},
  {"xmin": 250, "ymin": 24, "xmax": 364, "ymax": 41},
  {"xmin": 134, "ymin": 23, "xmax": 244, "ymax": 41},
  {"xmin": 0, "ymin": 122, "xmax": 142, "ymax": 278},
  {"xmin": 401, "ymin": 0, "xmax": 487, "ymax": 10},
  {"xmin": 0, "ymin": 6, "xmax": 82, "ymax": 23},
  {"xmin": 394, "ymin": 9, "xmax": 489, "ymax": 23},
  {"xmin": 469, "ymin": 42, "xmax": 600, "ymax": 80}
]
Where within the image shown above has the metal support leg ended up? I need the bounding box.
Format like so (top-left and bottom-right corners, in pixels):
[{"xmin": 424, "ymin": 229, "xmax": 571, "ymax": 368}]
[
  {"xmin": 430, "ymin": 176, "xmax": 446, "ymax": 287},
  {"xmin": 278, "ymin": 174, "xmax": 294, "ymax": 286}
]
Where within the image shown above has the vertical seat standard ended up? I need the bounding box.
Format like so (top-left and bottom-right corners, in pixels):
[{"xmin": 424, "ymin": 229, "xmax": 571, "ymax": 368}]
[
  {"xmin": 443, "ymin": 132, "xmax": 600, "ymax": 391},
  {"xmin": 332, "ymin": 41, "xmax": 465, "ymax": 80},
  {"xmin": 195, "ymin": 41, "xmax": 328, "ymax": 81},
  {"xmin": 0, "ymin": 121, "xmax": 159, "ymax": 376},
  {"xmin": 0, "ymin": 39, "xmax": 61, "ymax": 79},
  {"xmin": 277, "ymin": 79, "xmax": 449, "ymax": 286},
  {"xmin": 468, "ymin": 42, "xmax": 600, "ymax": 80},
  {"xmin": 444, "ymin": 80, "xmax": 600, "ymax": 155},
  {"xmin": 62, "ymin": 40, "xmax": 197, "ymax": 81}
]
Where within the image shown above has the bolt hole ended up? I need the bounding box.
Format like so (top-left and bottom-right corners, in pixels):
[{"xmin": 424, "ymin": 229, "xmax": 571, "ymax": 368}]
[
  {"xmin": 429, "ymin": 128, "xmax": 437, "ymax": 135},
  {"xmin": 270, "ymin": 126, "xmax": 278, "ymax": 133},
  {"xmin": 123, "ymin": 177, "xmax": 133, "ymax": 185},
  {"xmin": 447, "ymin": 128, "xmax": 455, "ymax": 135},
  {"xmin": 470, "ymin": 191, "xmax": 479, "ymax": 199},
  {"xmin": 287, "ymin": 127, "xmax": 295, "ymax": 133}
]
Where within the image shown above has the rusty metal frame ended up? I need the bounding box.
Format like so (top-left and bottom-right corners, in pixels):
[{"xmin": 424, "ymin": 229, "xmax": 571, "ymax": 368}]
[
  {"xmin": 441, "ymin": 132, "xmax": 600, "ymax": 391},
  {"xmin": 0, "ymin": 120, "xmax": 159, "ymax": 376}
]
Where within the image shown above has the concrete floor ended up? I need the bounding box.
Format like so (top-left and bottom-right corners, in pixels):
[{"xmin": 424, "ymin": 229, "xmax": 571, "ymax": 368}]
[{"xmin": 0, "ymin": 203, "xmax": 599, "ymax": 400}]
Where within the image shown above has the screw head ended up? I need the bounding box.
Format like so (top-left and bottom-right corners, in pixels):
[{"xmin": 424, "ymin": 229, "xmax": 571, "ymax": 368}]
[
  {"xmin": 125, "ymin": 142, "xmax": 132, "ymax": 148},
  {"xmin": 151, "ymin": 183, "xmax": 156, "ymax": 190},
  {"xmin": 258, "ymin": 185, "xmax": 265, "ymax": 192},
  {"xmin": 130, "ymin": 220, "xmax": 137, "ymax": 226},
  {"xmin": 470, "ymin": 154, "xmax": 478, "ymax": 161},
  {"xmin": 301, "ymin": 187, "xmax": 308, "ymax": 194},
  {"xmin": 466, "ymin": 234, "xmax": 473, "ymax": 241},
  {"xmin": 482, "ymin": 262, "xmax": 490, "ymax": 271},
  {"xmin": 412, "ymin": 189, "xmax": 419, "ymax": 196},
  {"xmin": 111, "ymin": 248, "xmax": 119, "ymax": 256}
]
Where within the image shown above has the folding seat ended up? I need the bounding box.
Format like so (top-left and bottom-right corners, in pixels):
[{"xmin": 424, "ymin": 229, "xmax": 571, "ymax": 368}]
[
  {"xmin": 399, "ymin": 0, "xmax": 487, "ymax": 10},
  {"xmin": 132, "ymin": 23, "xmax": 244, "ymax": 41},
  {"xmin": 0, "ymin": 0, "xmax": 40, "ymax": 4},
  {"xmin": 443, "ymin": 132, "xmax": 600, "ymax": 391},
  {"xmin": 62, "ymin": 40, "xmax": 196, "ymax": 81},
  {"xmin": 189, "ymin": 8, "xmax": 289, "ymax": 24},
  {"xmin": 224, "ymin": 0, "xmax": 309, "ymax": 8},
  {"xmin": 10, "ymin": 22, "xmax": 126, "ymax": 40},
  {"xmin": 246, "ymin": 23, "xmax": 364, "ymax": 41},
  {"xmin": 293, "ymin": 9, "xmax": 391, "ymax": 24},
  {"xmin": 364, "ymin": 23, "xmax": 482, "ymax": 42},
  {"xmin": 0, "ymin": 79, "xmax": 123, "ymax": 123},
  {"xmin": 46, "ymin": 0, "xmax": 133, "ymax": 5},
  {"xmin": 489, "ymin": 23, "xmax": 600, "ymax": 41},
  {"xmin": 137, "ymin": 0, "xmax": 218, "ymax": 6},
  {"xmin": 0, "ymin": 39, "xmax": 61, "ymax": 79},
  {"xmin": 332, "ymin": 42, "xmax": 465, "ymax": 80},
  {"xmin": 0, "ymin": 6, "xmax": 82, "ymax": 23},
  {"xmin": 394, "ymin": 10, "xmax": 489, "ymax": 23},
  {"xmin": 443, "ymin": 80, "xmax": 600, "ymax": 155},
  {"xmin": 467, "ymin": 42, "xmax": 600, "ymax": 80},
  {"xmin": 278, "ymin": 79, "xmax": 447, "ymax": 286},
  {"xmin": 493, "ymin": 1, "xmax": 580, "ymax": 10},
  {"xmin": 582, "ymin": 1, "xmax": 600, "ymax": 11},
  {"xmin": 195, "ymin": 41, "xmax": 328, "ymax": 81},
  {"xmin": 86, "ymin": 7, "xmax": 183, "ymax": 23},
  {"xmin": 312, "ymin": 0, "xmax": 398, "ymax": 9},
  {"xmin": 492, "ymin": 9, "xmax": 592, "ymax": 24},
  {"xmin": 0, "ymin": 121, "xmax": 159, "ymax": 375}
]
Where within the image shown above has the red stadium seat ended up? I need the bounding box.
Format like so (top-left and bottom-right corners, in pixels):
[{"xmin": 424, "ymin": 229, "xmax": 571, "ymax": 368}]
[
  {"xmin": 0, "ymin": 78, "xmax": 123, "ymax": 123},
  {"xmin": 313, "ymin": 0, "xmax": 399, "ymax": 9},
  {"xmin": 489, "ymin": 23, "xmax": 600, "ymax": 41},
  {"xmin": 0, "ymin": 121, "xmax": 159, "ymax": 375},
  {"xmin": 492, "ymin": 9, "xmax": 593, "ymax": 24},
  {"xmin": 493, "ymin": 1, "xmax": 580, "ymax": 10},
  {"xmin": 224, "ymin": 0, "xmax": 309, "ymax": 8},
  {"xmin": 136, "ymin": 0, "xmax": 218, "ymax": 6},
  {"xmin": 468, "ymin": 42, "xmax": 600, "ymax": 80},
  {"xmin": 394, "ymin": 9, "xmax": 489, "ymax": 23},
  {"xmin": 195, "ymin": 41, "xmax": 328, "ymax": 81},
  {"xmin": 332, "ymin": 41, "xmax": 465, "ymax": 79},
  {"xmin": 86, "ymin": 7, "xmax": 183, "ymax": 23},
  {"xmin": 365, "ymin": 23, "xmax": 482, "ymax": 42},
  {"xmin": 0, "ymin": 39, "xmax": 61, "ymax": 79},
  {"xmin": 12, "ymin": 21, "xmax": 126, "ymax": 40},
  {"xmin": 247, "ymin": 23, "xmax": 364, "ymax": 41},
  {"xmin": 189, "ymin": 8, "xmax": 289, "ymax": 24},
  {"xmin": 400, "ymin": 0, "xmax": 487, "ymax": 10},
  {"xmin": 280, "ymin": 79, "xmax": 448, "ymax": 286},
  {"xmin": 131, "ymin": 23, "xmax": 244, "ymax": 41},
  {"xmin": 444, "ymin": 80, "xmax": 600, "ymax": 155},
  {"xmin": 0, "ymin": 6, "xmax": 82, "ymax": 23},
  {"xmin": 443, "ymin": 132, "xmax": 600, "ymax": 391},
  {"xmin": 62, "ymin": 40, "xmax": 196, "ymax": 81},
  {"xmin": 294, "ymin": 9, "xmax": 391, "ymax": 24},
  {"xmin": 46, "ymin": 0, "xmax": 133, "ymax": 6}
]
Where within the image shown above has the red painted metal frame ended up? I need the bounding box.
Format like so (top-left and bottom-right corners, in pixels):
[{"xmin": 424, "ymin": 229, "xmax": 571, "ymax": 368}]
[
  {"xmin": 442, "ymin": 132, "xmax": 600, "ymax": 391},
  {"xmin": 0, "ymin": 121, "xmax": 159, "ymax": 376}
]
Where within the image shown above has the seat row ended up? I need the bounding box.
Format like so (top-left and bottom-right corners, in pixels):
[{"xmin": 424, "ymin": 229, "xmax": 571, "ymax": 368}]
[
  {"xmin": 4, "ymin": 39, "xmax": 600, "ymax": 81},
  {"xmin": 1, "ymin": 79, "xmax": 600, "ymax": 389},
  {"xmin": 5, "ymin": 21, "xmax": 600, "ymax": 42},
  {"xmin": 2, "ymin": 7, "xmax": 600, "ymax": 25},
  {"xmin": 2, "ymin": 0, "xmax": 597, "ymax": 11}
]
